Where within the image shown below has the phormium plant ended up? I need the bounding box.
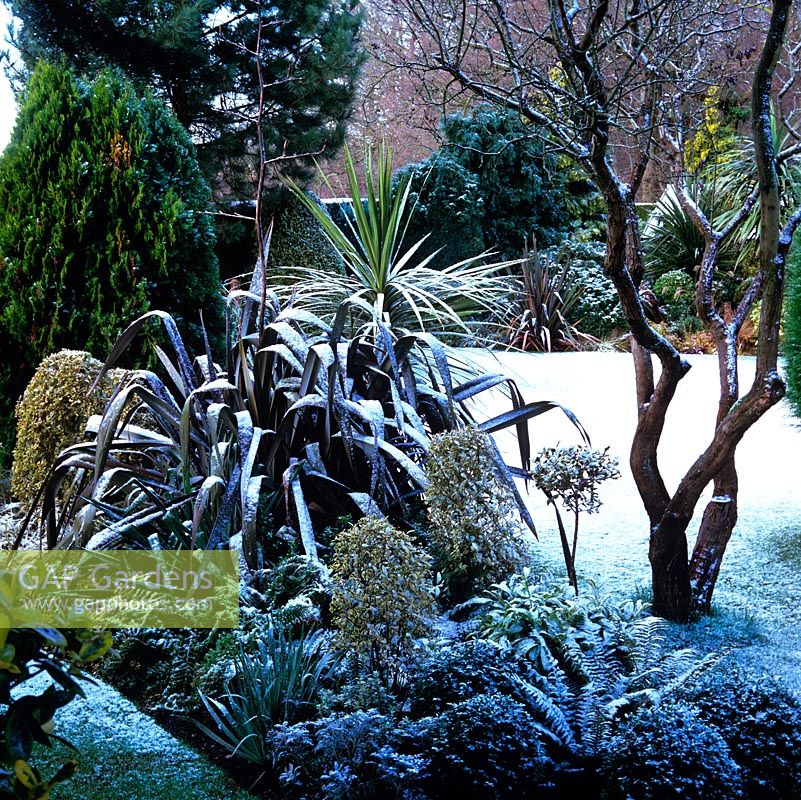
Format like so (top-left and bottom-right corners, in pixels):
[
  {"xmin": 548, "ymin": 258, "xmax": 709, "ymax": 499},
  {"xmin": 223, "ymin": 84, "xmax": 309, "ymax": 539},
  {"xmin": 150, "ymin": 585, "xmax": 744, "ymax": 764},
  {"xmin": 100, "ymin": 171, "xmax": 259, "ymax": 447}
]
[{"xmin": 27, "ymin": 285, "xmax": 583, "ymax": 566}]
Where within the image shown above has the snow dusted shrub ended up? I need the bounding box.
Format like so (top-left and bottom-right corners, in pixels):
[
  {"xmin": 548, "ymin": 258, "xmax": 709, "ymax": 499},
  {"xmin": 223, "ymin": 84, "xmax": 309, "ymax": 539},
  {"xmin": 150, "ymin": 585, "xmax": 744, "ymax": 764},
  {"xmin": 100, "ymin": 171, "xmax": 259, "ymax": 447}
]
[
  {"xmin": 601, "ymin": 704, "xmax": 743, "ymax": 800},
  {"xmin": 11, "ymin": 350, "xmax": 126, "ymax": 508},
  {"xmin": 546, "ymin": 239, "xmax": 625, "ymax": 338},
  {"xmin": 330, "ymin": 517, "xmax": 435, "ymax": 685},
  {"xmin": 406, "ymin": 639, "xmax": 539, "ymax": 719},
  {"xmin": 269, "ymin": 710, "xmax": 425, "ymax": 800},
  {"xmin": 687, "ymin": 668, "xmax": 801, "ymax": 799},
  {"xmin": 398, "ymin": 693, "xmax": 553, "ymax": 799},
  {"xmin": 425, "ymin": 427, "xmax": 526, "ymax": 602},
  {"xmin": 478, "ymin": 571, "xmax": 646, "ymax": 678}
]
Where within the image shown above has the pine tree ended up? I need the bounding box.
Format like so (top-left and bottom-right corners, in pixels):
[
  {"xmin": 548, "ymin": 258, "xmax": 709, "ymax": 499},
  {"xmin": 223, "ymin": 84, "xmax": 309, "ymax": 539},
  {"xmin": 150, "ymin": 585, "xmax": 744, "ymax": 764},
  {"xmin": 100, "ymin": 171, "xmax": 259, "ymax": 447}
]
[
  {"xmin": 0, "ymin": 62, "xmax": 224, "ymax": 464},
  {"xmin": 5, "ymin": 0, "xmax": 364, "ymax": 195}
]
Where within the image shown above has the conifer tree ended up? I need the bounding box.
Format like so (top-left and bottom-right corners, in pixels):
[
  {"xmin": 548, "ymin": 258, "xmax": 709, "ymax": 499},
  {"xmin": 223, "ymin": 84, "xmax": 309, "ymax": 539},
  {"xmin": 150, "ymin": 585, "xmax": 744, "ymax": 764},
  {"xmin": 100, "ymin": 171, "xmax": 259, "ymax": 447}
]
[
  {"xmin": 5, "ymin": 0, "xmax": 364, "ymax": 194},
  {"xmin": 0, "ymin": 62, "xmax": 223, "ymax": 463}
]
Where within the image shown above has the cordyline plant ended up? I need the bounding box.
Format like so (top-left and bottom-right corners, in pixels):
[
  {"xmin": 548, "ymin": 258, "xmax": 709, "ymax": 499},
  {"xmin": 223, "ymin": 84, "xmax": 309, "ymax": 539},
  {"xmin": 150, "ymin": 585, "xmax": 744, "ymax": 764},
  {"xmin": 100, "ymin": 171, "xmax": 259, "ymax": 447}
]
[
  {"xmin": 391, "ymin": 0, "xmax": 801, "ymax": 619},
  {"xmin": 20, "ymin": 286, "xmax": 586, "ymax": 567},
  {"xmin": 506, "ymin": 239, "xmax": 585, "ymax": 352},
  {"xmin": 281, "ymin": 143, "xmax": 515, "ymax": 337}
]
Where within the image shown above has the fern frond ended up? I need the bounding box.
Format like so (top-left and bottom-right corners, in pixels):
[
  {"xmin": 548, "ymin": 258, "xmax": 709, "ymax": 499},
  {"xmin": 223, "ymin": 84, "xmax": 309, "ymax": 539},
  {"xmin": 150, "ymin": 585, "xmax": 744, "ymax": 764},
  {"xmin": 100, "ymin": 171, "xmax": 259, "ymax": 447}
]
[
  {"xmin": 513, "ymin": 674, "xmax": 578, "ymax": 751},
  {"xmin": 629, "ymin": 616, "xmax": 667, "ymax": 675}
]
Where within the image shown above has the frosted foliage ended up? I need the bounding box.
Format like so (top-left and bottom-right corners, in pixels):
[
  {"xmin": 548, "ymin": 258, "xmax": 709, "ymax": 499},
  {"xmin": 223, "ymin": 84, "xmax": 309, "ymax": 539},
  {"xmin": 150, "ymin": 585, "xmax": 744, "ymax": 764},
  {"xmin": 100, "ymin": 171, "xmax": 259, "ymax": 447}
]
[
  {"xmin": 12, "ymin": 350, "xmax": 126, "ymax": 508},
  {"xmin": 532, "ymin": 445, "xmax": 620, "ymax": 516},
  {"xmin": 425, "ymin": 427, "xmax": 525, "ymax": 597},
  {"xmin": 330, "ymin": 516, "xmax": 434, "ymax": 681}
]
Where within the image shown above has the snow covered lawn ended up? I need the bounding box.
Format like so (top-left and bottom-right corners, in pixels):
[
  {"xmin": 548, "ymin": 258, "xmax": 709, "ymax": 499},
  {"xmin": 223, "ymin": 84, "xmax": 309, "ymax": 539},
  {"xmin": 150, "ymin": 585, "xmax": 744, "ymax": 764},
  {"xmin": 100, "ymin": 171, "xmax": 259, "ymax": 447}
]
[{"xmin": 464, "ymin": 350, "xmax": 801, "ymax": 691}]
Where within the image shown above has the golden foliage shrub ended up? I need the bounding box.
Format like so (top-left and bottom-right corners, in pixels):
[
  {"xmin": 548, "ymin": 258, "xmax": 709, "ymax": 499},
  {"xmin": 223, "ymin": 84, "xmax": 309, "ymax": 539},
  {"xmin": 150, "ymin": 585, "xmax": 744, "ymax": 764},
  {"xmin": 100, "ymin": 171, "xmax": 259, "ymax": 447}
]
[
  {"xmin": 12, "ymin": 350, "xmax": 125, "ymax": 507},
  {"xmin": 425, "ymin": 426, "xmax": 526, "ymax": 601},
  {"xmin": 330, "ymin": 516, "xmax": 434, "ymax": 683}
]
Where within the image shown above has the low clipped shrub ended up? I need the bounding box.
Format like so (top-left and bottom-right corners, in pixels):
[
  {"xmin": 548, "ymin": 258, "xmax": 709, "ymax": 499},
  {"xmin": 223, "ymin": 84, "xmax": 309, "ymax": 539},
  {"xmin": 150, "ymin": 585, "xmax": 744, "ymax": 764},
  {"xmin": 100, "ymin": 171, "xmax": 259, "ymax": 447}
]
[
  {"xmin": 653, "ymin": 269, "xmax": 698, "ymax": 333},
  {"xmin": 546, "ymin": 239, "xmax": 625, "ymax": 338},
  {"xmin": 406, "ymin": 639, "xmax": 539, "ymax": 719},
  {"xmin": 401, "ymin": 693, "xmax": 553, "ymax": 800},
  {"xmin": 601, "ymin": 703, "xmax": 743, "ymax": 800},
  {"xmin": 330, "ymin": 517, "xmax": 435, "ymax": 684},
  {"xmin": 11, "ymin": 350, "xmax": 126, "ymax": 508},
  {"xmin": 425, "ymin": 427, "xmax": 526, "ymax": 601},
  {"xmin": 267, "ymin": 191, "xmax": 345, "ymax": 277},
  {"xmin": 687, "ymin": 668, "xmax": 801, "ymax": 799}
]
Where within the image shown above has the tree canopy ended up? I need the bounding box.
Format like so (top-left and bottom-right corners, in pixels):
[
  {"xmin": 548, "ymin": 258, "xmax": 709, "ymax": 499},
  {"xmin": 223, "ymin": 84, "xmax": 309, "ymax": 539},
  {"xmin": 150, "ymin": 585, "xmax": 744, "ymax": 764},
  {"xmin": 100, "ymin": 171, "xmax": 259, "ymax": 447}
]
[{"xmin": 4, "ymin": 0, "xmax": 365, "ymax": 197}]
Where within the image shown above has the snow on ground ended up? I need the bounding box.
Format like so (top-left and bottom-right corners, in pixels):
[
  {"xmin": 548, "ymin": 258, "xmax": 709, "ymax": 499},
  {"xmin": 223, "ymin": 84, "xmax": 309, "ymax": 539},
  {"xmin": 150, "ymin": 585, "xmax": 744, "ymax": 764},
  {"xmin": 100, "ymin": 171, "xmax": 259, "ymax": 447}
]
[
  {"xmin": 463, "ymin": 350, "xmax": 801, "ymax": 691},
  {"xmin": 32, "ymin": 672, "xmax": 255, "ymax": 800}
]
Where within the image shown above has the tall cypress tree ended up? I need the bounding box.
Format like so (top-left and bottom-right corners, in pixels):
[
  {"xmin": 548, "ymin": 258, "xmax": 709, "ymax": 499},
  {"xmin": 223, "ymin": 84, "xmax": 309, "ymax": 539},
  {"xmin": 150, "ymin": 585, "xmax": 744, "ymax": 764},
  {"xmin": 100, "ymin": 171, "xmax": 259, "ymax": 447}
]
[
  {"xmin": 5, "ymin": 0, "xmax": 364, "ymax": 195},
  {"xmin": 0, "ymin": 62, "xmax": 224, "ymax": 463}
]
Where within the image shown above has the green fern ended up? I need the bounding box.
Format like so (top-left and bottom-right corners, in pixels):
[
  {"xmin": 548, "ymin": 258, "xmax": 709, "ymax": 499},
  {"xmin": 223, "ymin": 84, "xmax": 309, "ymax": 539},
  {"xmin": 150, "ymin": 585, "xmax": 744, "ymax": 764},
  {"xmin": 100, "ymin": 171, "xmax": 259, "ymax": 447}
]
[{"xmin": 479, "ymin": 573, "xmax": 721, "ymax": 759}]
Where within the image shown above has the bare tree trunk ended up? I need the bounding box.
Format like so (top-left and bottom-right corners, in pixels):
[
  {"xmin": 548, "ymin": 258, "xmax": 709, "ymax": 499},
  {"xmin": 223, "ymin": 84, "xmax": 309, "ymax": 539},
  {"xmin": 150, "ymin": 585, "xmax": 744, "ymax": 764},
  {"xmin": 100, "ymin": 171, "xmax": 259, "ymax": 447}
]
[
  {"xmin": 690, "ymin": 456, "xmax": 738, "ymax": 613},
  {"xmin": 649, "ymin": 512, "xmax": 693, "ymax": 620},
  {"xmin": 392, "ymin": 0, "xmax": 799, "ymax": 622}
]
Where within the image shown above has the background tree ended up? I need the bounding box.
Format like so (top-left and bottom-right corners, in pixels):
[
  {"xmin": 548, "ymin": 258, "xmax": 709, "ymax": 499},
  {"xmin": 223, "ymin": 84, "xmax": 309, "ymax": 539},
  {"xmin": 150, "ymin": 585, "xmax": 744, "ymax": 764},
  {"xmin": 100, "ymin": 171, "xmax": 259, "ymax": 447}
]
[
  {"xmin": 396, "ymin": 105, "xmax": 601, "ymax": 269},
  {"xmin": 4, "ymin": 0, "xmax": 364, "ymax": 198},
  {"xmin": 0, "ymin": 62, "xmax": 223, "ymax": 464},
  {"xmin": 392, "ymin": 0, "xmax": 800, "ymax": 620}
]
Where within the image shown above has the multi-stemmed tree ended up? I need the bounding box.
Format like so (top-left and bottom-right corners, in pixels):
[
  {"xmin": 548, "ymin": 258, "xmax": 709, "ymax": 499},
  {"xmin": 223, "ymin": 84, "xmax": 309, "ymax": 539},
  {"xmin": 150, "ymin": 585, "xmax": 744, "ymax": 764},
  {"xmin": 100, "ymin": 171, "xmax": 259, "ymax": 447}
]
[{"xmin": 390, "ymin": 0, "xmax": 801, "ymax": 620}]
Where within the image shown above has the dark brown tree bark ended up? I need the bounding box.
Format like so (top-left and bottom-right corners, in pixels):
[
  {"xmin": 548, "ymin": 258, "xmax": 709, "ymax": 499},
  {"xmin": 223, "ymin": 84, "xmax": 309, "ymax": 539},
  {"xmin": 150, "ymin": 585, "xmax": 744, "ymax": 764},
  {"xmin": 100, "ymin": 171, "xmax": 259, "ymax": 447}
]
[{"xmin": 690, "ymin": 456, "xmax": 738, "ymax": 614}]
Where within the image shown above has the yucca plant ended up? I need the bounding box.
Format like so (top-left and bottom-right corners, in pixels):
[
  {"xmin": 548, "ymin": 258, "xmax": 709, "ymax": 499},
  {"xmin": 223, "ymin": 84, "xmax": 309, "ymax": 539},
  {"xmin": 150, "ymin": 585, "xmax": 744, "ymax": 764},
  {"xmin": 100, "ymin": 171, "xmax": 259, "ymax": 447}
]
[
  {"xmin": 281, "ymin": 144, "xmax": 513, "ymax": 336},
  {"xmin": 506, "ymin": 240, "xmax": 585, "ymax": 352},
  {"xmin": 197, "ymin": 625, "xmax": 338, "ymax": 765},
  {"xmin": 642, "ymin": 181, "xmax": 738, "ymax": 282},
  {"xmin": 24, "ymin": 281, "xmax": 586, "ymax": 564}
]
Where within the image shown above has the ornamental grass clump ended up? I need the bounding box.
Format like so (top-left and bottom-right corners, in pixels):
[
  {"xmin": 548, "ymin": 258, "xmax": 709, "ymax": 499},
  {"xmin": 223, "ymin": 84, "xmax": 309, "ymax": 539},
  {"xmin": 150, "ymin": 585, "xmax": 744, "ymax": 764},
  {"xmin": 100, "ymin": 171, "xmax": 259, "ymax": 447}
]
[
  {"xmin": 330, "ymin": 516, "xmax": 435, "ymax": 685},
  {"xmin": 11, "ymin": 350, "xmax": 125, "ymax": 509},
  {"xmin": 425, "ymin": 427, "xmax": 526, "ymax": 602}
]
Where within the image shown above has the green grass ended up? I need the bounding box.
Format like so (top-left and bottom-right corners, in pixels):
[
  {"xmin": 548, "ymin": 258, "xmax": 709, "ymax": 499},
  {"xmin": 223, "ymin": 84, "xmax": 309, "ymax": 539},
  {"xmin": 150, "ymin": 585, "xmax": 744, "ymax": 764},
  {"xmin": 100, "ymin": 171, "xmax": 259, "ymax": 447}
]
[{"xmin": 28, "ymin": 676, "xmax": 255, "ymax": 800}]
